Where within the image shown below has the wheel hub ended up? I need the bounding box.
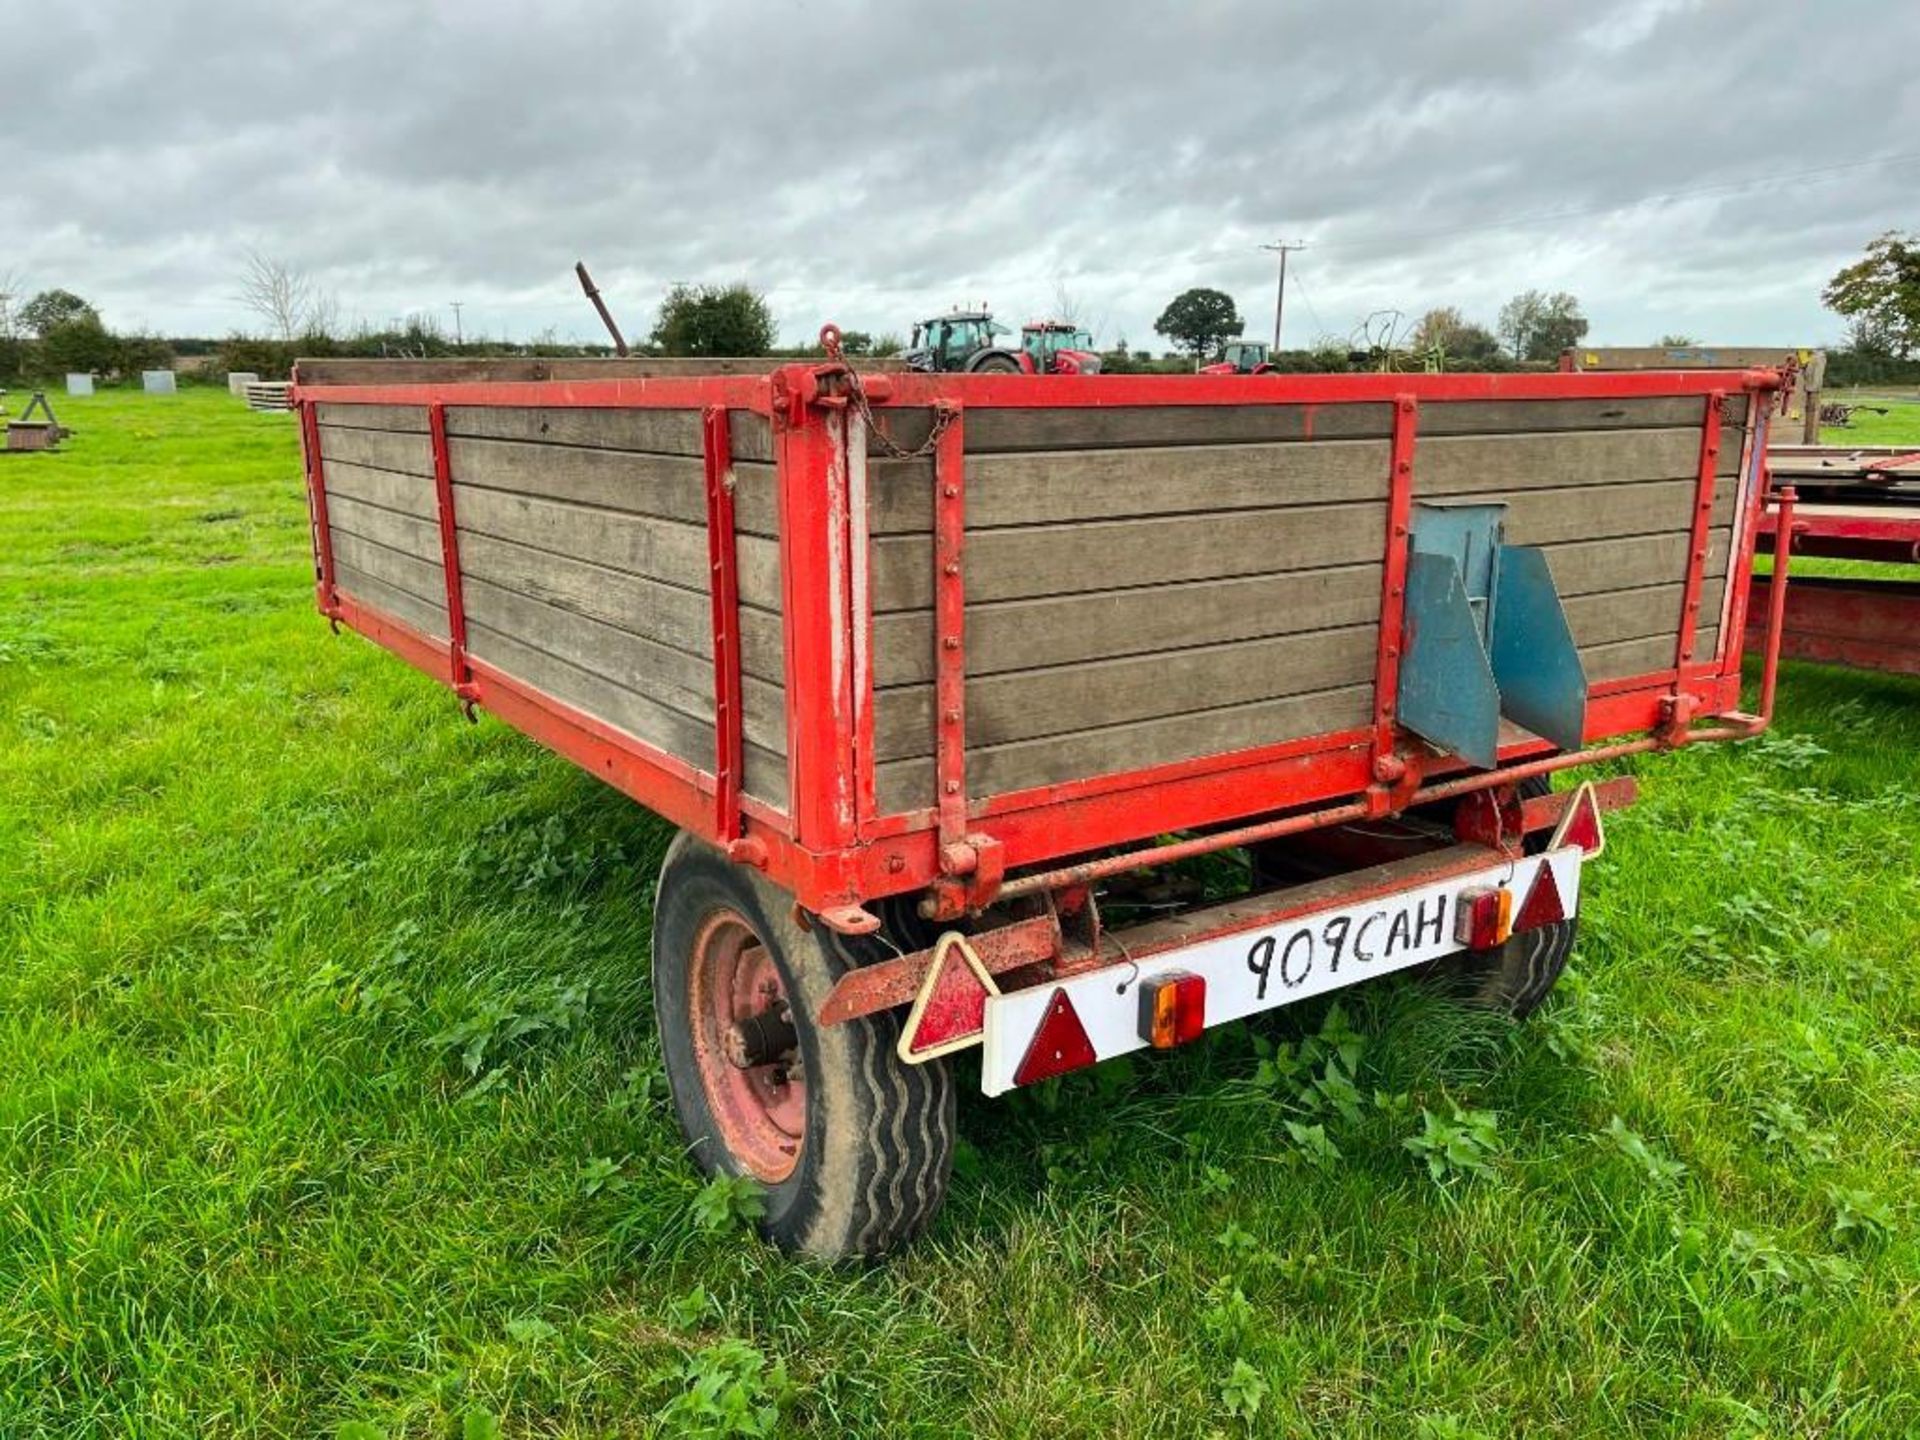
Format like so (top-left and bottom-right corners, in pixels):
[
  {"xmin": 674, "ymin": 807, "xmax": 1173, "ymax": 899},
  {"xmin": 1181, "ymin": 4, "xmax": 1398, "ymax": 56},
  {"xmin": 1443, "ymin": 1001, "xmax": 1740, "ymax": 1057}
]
[{"xmin": 687, "ymin": 910, "xmax": 805, "ymax": 1183}]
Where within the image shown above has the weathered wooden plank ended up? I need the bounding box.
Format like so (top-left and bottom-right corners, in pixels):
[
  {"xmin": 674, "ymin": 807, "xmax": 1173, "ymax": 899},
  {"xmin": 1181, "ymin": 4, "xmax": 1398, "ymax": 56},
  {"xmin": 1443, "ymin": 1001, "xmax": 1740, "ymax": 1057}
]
[
  {"xmin": 866, "ymin": 396, "xmax": 1738, "ymax": 456},
  {"xmin": 315, "ymin": 403, "xmax": 428, "ymax": 434},
  {"xmin": 1565, "ymin": 583, "xmax": 1677, "ymax": 651},
  {"xmin": 872, "ymin": 501, "xmax": 1386, "ymax": 611},
  {"xmin": 875, "ymin": 624, "xmax": 1377, "ymax": 762},
  {"xmin": 452, "ymin": 485, "xmax": 780, "ymax": 606},
  {"xmin": 874, "ymin": 563, "xmax": 1382, "ymax": 688},
  {"xmin": 321, "ymin": 459, "xmax": 440, "ymax": 520},
  {"xmin": 461, "ymin": 575, "xmax": 787, "ymax": 753},
  {"xmin": 328, "ymin": 530, "xmax": 447, "ymax": 610},
  {"xmin": 447, "ymin": 438, "xmax": 781, "ymax": 535},
  {"xmin": 455, "ymin": 531, "xmax": 786, "ymax": 683},
  {"xmin": 466, "ymin": 621, "xmax": 787, "ymax": 805},
  {"xmin": 867, "ymin": 440, "xmax": 1392, "ymax": 534},
  {"xmin": 1541, "ymin": 526, "xmax": 1731, "ymax": 598},
  {"xmin": 865, "ymin": 425, "xmax": 1732, "ymax": 536},
  {"xmin": 873, "ymin": 403, "xmax": 1397, "ymax": 454},
  {"xmin": 876, "ymin": 684, "xmax": 1375, "ymax": 813},
  {"xmin": 333, "ymin": 561, "xmax": 448, "ymax": 640},
  {"xmin": 1580, "ymin": 630, "xmax": 1717, "ymax": 683},
  {"xmin": 1463, "ymin": 478, "xmax": 1736, "ymax": 549},
  {"xmin": 327, "ymin": 492, "xmax": 446, "ymax": 565},
  {"xmin": 318, "ymin": 422, "xmax": 436, "ymax": 477},
  {"xmin": 1422, "ymin": 395, "xmax": 1747, "ymax": 434},
  {"xmin": 1418, "ymin": 425, "xmax": 1740, "ymax": 487},
  {"xmin": 728, "ymin": 412, "xmax": 774, "ymax": 466},
  {"xmin": 445, "ymin": 406, "xmax": 704, "ymax": 456}
]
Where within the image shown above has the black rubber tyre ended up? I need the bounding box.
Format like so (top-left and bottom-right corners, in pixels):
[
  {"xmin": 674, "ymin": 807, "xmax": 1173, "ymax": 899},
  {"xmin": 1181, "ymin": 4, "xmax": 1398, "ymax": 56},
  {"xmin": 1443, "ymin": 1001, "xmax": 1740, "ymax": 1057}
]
[
  {"xmin": 967, "ymin": 350, "xmax": 1023, "ymax": 374},
  {"xmin": 651, "ymin": 832, "xmax": 955, "ymax": 1261},
  {"xmin": 1427, "ymin": 776, "xmax": 1577, "ymax": 1017}
]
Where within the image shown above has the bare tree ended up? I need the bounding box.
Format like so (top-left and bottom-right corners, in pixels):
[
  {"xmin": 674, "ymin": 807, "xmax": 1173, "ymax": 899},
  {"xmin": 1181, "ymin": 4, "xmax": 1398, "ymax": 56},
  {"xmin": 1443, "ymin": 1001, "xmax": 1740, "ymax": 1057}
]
[
  {"xmin": 238, "ymin": 249, "xmax": 314, "ymax": 341},
  {"xmin": 304, "ymin": 288, "xmax": 341, "ymax": 340},
  {"xmin": 1050, "ymin": 276, "xmax": 1085, "ymax": 327},
  {"xmin": 1049, "ymin": 275, "xmax": 1108, "ymax": 340},
  {"xmin": 0, "ymin": 268, "xmax": 21, "ymax": 339}
]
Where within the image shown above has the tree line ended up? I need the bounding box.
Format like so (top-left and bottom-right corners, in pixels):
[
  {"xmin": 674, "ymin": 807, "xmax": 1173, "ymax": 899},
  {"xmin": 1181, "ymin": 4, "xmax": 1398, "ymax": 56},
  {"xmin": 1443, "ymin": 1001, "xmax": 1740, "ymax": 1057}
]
[{"xmin": 6, "ymin": 231, "xmax": 1917, "ymax": 386}]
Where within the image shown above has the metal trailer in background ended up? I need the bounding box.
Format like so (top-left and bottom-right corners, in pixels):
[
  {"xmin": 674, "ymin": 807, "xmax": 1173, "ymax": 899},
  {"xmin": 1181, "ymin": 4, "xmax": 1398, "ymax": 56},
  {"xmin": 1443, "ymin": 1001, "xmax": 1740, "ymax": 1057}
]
[
  {"xmin": 1748, "ymin": 445, "xmax": 1920, "ymax": 677},
  {"xmin": 293, "ymin": 347, "xmax": 1787, "ymax": 1259},
  {"xmin": 1557, "ymin": 346, "xmax": 1920, "ymax": 680}
]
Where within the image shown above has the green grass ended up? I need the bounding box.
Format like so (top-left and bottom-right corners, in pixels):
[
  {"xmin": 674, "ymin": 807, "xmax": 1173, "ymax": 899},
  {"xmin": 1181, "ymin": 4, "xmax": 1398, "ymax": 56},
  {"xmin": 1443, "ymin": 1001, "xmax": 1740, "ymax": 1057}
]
[
  {"xmin": 5, "ymin": 388, "xmax": 1920, "ymax": 1438},
  {"xmin": 1818, "ymin": 390, "xmax": 1920, "ymax": 448}
]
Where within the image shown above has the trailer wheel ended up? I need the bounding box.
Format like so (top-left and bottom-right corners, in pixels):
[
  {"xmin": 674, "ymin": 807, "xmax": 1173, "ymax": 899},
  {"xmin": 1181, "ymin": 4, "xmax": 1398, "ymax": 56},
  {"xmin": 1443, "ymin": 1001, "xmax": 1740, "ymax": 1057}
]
[
  {"xmin": 651, "ymin": 833, "xmax": 955, "ymax": 1261},
  {"xmin": 1429, "ymin": 777, "xmax": 1577, "ymax": 1017}
]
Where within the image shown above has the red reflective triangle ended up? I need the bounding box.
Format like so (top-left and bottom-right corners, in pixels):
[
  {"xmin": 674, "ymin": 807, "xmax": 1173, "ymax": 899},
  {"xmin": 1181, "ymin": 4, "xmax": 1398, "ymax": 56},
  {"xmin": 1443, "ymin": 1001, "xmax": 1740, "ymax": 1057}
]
[
  {"xmin": 1513, "ymin": 860, "xmax": 1567, "ymax": 933},
  {"xmin": 902, "ymin": 937, "xmax": 995, "ymax": 1059},
  {"xmin": 1013, "ymin": 987, "xmax": 1098, "ymax": 1087},
  {"xmin": 1550, "ymin": 781, "xmax": 1605, "ymax": 856}
]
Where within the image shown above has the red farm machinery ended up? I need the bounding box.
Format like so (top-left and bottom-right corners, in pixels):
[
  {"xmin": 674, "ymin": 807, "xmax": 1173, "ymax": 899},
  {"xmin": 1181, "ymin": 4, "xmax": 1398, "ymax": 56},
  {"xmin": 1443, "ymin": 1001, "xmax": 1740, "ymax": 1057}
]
[
  {"xmin": 294, "ymin": 342, "xmax": 1788, "ymax": 1258},
  {"xmin": 1201, "ymin": 340, "xmax": 1277, "ymax": 375},
  {"xmin": 904, "ymin": 309, "xmax": 1102, "ymax": 375},
  {"xmin": 1565, "ymin": 346, "xmax": 1919, "ymax": 679}
]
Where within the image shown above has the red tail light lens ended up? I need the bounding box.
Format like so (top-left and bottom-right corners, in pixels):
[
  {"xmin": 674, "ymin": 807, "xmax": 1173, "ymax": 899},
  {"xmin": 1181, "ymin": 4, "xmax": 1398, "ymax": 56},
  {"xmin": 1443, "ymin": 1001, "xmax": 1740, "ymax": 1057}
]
[
  {"xmin": 1455, "ymin": 885, "xmax": 1514, "ymax": 950},
  {"xmin": 1137, "ymin": 972, "xmax": 1206, "ymax": 1049}
]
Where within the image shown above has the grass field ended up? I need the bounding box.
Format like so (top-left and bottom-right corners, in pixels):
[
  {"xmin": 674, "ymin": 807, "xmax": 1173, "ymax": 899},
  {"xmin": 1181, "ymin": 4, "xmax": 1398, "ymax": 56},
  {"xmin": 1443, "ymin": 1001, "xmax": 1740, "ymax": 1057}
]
[
  {"xmin": 1818, "ymin": 389, "xmax": 1920, "ymax": 448},
  {"xmin": 4, "ymin": 388, "xmax": 1920, "ymax": 1439}
]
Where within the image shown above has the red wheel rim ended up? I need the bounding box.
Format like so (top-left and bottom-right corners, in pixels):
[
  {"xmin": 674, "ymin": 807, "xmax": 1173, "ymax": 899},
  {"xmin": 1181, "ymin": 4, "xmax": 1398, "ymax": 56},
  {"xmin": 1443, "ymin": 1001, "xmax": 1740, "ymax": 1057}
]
[{"xmin": 687, "ymin": 909, "xmax": 804, "ymax": 1183}]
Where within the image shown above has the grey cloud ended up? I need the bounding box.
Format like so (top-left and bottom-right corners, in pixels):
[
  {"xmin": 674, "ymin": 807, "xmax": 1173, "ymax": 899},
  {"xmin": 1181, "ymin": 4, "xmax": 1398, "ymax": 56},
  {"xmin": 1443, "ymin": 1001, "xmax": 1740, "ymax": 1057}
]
[{"xmin": 3, "ymin": 0, "xmax": 1912, "ymax": 348}]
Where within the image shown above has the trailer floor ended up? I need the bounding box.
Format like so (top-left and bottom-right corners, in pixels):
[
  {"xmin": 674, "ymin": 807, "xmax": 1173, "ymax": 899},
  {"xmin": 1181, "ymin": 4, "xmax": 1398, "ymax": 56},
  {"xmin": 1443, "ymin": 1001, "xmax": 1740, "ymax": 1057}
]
[{"xmin": 4, "ymin": 388, "xmax": 1920, "ymax": 1438}]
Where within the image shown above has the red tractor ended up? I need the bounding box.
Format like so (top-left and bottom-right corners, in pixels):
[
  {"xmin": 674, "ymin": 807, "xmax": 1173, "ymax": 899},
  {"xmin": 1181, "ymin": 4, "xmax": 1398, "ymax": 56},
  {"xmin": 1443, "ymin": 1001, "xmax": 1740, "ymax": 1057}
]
[
  {"xmin": 1019, "ymin": 320, "xmax": 1104, "ymax": 375},
  {"xmin": 903, "ymin": 310, "xmax": 1102, "ymax": 375},
  {"xmin": 1200, "ymin": 339, "xmax": 1276, "ymax": 375}
]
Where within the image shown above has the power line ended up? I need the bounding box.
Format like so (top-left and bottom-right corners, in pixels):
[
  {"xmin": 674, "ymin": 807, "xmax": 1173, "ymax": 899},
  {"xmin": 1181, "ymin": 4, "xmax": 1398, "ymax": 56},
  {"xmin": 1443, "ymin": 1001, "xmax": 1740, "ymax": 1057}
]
[{"xmin": 1287, "ymin": 263, "xmax": 1329, "ymax": 344}]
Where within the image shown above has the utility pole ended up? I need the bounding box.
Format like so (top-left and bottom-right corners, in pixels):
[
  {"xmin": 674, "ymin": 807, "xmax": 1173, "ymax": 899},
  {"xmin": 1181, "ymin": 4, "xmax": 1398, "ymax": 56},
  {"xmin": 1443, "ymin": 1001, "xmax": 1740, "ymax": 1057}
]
[
  {"xmin": 1259, "ymin": 240, "xmax": 1307, "ymax": 350},
  {"xmin": 449, "ymin": 300, "xmax": 464, "ymax": 347}
]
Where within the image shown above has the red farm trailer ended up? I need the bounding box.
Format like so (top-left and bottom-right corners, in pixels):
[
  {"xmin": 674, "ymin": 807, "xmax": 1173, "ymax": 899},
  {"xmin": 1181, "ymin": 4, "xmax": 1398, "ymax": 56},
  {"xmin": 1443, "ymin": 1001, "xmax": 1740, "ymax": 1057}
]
[
  {"xmin": 293, "ymin": 340, "xmax": 1789, "ymax": 1259},
  {"xmin": 1747, "ymin": 445, "xmax": 1920, "ymax": 677}
]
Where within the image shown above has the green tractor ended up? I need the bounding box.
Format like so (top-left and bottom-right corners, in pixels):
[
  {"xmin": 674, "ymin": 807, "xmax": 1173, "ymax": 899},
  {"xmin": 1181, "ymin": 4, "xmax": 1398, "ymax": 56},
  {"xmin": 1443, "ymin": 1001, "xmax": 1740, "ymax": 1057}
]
[{"xmin": 903, "ymin": 309, "xmax": 1027, "ymax": 374}]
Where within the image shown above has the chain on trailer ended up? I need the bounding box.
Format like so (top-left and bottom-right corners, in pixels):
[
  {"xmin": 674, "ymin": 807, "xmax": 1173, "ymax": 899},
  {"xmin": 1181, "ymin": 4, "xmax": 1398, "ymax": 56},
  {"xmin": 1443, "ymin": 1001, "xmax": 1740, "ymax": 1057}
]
[{"xmin": 818, "ymin": 324, "xmax": 956, "ymax": 460}]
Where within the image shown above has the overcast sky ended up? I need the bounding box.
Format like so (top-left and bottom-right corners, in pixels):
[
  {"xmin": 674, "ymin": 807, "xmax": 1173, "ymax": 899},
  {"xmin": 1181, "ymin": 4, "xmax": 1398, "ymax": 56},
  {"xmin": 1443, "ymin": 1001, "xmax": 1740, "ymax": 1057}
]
[{"xmin": 5, "ymin": 0, "xmax": 1915, "ymax": 352}]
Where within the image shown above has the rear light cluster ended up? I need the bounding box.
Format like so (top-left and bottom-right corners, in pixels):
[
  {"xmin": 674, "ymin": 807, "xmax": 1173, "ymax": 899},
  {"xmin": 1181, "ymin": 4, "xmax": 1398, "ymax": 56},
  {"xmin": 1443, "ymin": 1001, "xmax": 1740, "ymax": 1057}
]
[
  {"xmin": 1137, "ymin": 971, "xmax": 1206, "ymax": 1049},
  {"xmin": 1456, "ymin": 860, "xmax": 1568, "ymax": 951},
  {"xmin": 1455, "ymin": 886, "xmax": 1514, "ymax": 950}
]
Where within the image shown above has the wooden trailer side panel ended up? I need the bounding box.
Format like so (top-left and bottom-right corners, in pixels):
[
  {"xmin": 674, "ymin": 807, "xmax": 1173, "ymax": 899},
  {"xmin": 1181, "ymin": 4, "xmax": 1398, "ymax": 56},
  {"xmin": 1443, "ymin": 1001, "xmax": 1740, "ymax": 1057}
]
[
  {"xmin": 868, "ymin": 395, "xmax": 1748, "ymax": 816},
  {"xmin": 315, "ymin": 405, "xmax": 450, "ymax": 645},
  {"xmin": 312, "ymin": 401, "xmax": 789, "ymax": 808}
]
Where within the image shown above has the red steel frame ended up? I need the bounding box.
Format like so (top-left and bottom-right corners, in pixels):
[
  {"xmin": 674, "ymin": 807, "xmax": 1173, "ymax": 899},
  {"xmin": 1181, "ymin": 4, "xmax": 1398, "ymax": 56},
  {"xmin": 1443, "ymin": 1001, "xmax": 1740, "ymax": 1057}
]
[
  {"xmin": 701, "ymin": 406, "xmax": 747, "ymax": 849},
  {"xmin": 1745, "ymin": 487, "xmax": 1920, "ymax": 676},
  {"xmin": 293, "ymin": 364, "xmax": 1784, "ymax": 922}
]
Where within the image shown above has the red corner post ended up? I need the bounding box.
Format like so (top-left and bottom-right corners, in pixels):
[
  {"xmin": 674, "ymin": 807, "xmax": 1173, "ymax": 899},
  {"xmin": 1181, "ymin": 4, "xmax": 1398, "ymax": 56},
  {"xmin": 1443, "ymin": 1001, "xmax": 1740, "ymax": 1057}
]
[
  {"xmin": 932, "ymin": 404, "xmax": 968, "ymax": 864},
  {"xmin": 702, "ymin": 405, "xmax": 745, "ymax": 846},
  {"xmin": 1368, "ymin": 396, "xmax": 1419, "ymax": 799},
  {"xmin": 1673, "ymin": 390, "xmax": 1725, "ymax": 669},
  {"xmin": 772, "ymin": 372, "xmax": 859, "ymax": 859},
  {"xmin": 299, "ymin": 400, "xmax": 340, "ymax": 616},
  {"xmin": 426, "ymin": 401, "xmax": 475, "ymax": 698}
]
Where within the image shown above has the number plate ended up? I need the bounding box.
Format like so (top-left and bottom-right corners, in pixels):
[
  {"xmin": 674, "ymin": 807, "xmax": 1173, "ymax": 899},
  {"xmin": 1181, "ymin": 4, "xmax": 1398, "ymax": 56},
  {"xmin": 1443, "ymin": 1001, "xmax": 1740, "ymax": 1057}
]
[{"xmin": 979, "ymin": 847, "xmax": 1582, "ymax": 1095}]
